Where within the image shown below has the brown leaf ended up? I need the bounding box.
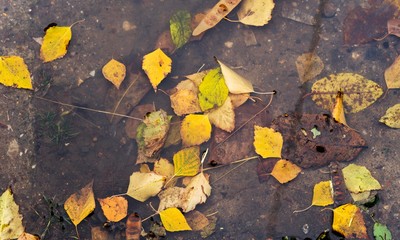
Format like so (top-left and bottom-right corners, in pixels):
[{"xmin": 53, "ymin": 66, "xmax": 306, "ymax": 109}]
[{"xmin": 256, "ymin": 158, "xmax": 279, "ymax": 183}]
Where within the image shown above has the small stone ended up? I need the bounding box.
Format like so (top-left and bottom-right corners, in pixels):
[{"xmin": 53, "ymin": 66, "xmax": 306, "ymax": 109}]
[
  {"xmin": 122, "ymin": 20, "xmax": 136, "ymax": 31},
  {"xmin": 224, "ymin": 41, "xmax": 233, "ymax": 48},
  {"xmin": 322, "ymin": 2, "xmax": 337, "ymax": 18}
]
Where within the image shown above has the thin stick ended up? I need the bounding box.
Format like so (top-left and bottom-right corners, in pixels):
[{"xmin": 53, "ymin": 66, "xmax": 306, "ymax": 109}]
[
  {"xmin": 141, "ymin": 212, "xmax": 159, "ymax": 222},
  {"xmin": 293, "ymin": 204, "xmax": 313, "ymax": 213},
  {"xmin": 110, "ymin": 74, "xmax": 139, "ymax": 122},
  {"xmin": 211, "ymin": 157, "xmax": 255, "ymax": 184},
  {"xmin": 206, "ymin": 211, "xmax": 219, "ymax": 217},
  {"xmin": 253, "ymin": 91, "xmax": 276, "ymax": 95},
  {"xmin": 203, "ymin": 155, "xmax": 259, "ymax": 172}
]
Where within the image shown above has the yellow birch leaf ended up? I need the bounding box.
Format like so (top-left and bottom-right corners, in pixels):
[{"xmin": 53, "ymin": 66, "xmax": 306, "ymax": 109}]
[
  {"xmin": 379, "ymin": 103, "xmax": 400, "ymax": 128},
  {"xmin": 192, "ymin": 0, "xmax": 242, "ymax": 36},
  {"xmin": 342, "ymin": 164, "xmax": 381, "ymax": 193},
  {"xmin": 311, "ymin": 73, "xmax": 383, "ymax": 113},
  {"xmin": 154, "ymin": 158, "xmax": 176, "ymax": 187},
  {"xmin": 159, "ymin": 208, "xmax": 192, "ymax": 232},
  {"xmin": 312, "ymin": 181, "xmax": 334, "ymax": 206},
  {"xmin": 0, "ymin": 56, "xmax": 33, "ymax": 89},
  {"xmin": 170, "ymin": 83, "xmax": 202, "ymax": 116},
  {"xmin": 98, "ymin": 196, "xmax": 128, "ymax": 222},
  {"xmin": 253, "ymin": 125, "xmax": 283, "ymax": 158},
  {"xmin": 126, "ymin": 172, "xmax": 165, "ymax": 202},
  {"xmin": 0, "ymin": 188, "xmax": 24, "ymax": 239},
  {"xmin": 40, "ymin": 26, "xmax": 72, "ymax": 62},
  {"xmin": 271, "ymin": 159, "xmax": 301, "ymax": 184},
  {"xmin": 142, "ymin": 48, "xmax": 172, "ymax": 91},
  {"xmin": 350, "ymin": 191, "xmax": 371, "ymax": 202},
  {"xmin": 102, "ymin": 59, "xmax": 126, "ymax": 89},
  {"xmin": 206, "ymin": 96, "xmax": 235, "ymax": 132},
  {"xmin": 217, "ymin": 59, "xmax": 254, "ymax": 94},
  {"xmin": 173, "ymin": 146, "xmax": 200, "ymax": 177},
  {"xmin": 181, "ymin": 114, "xmax": 212, "ymax": 147},
  {"xmin": 158, "ymin": 187, "xmax": 185, "ymax": 211},
  {"xmin": 181, "ymin": 172, "xmax": 211, "ymax": 212},
  {"xmin": 198, "ymin": 67, "xmax": 229, "ymax": 111},
  {"xmin": 64, "ymin": 180, "xmax": 95, "ymax": 226},
  {"xmin": 384, "ymin": 55, "xmax": 400, "ymax": 89},
  {"xmin": 295, "ymin": 53, "xmax": 324, "ymax": 83},
  {"xmin": 331, "ymin": 90, "xmax": 347, "ymax": 126},
  {"xmin": 332, "ymin": 203, "xmax": 368, "ymax": 239},
  {"xmin": 237, "ymin": 0, "xmax": 275, "ymax": 26}
]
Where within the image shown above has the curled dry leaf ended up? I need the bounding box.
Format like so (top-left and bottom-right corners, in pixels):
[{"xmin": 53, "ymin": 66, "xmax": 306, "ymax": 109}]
[
  {"xmin": 217, "ymin": 59, "xmax": 254, "ymax": 94},
  {"xmin": 181, "ymin": 172, "xmax": 212, "ymax": 212}
]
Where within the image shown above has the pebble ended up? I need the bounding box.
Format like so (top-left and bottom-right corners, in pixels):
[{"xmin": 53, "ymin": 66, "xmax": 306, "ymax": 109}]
[{"xmin": 322, "ymin": 2, "xmax": 337, "ymax": 18}]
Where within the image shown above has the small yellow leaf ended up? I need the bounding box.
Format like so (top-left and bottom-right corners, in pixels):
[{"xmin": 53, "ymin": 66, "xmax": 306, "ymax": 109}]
[
  {"xmin": 384, "ymin": 55, "xmax": 400, "ymax": 89},
  {"xmin": 237, "ymin": 0, "xmax": 275, "ymax": 26},
  {"xmin": 217, "ymin": 59, "xmax": 254, "ymax": 94},
  {"xmin": 0, "ymin": 188, "xmax": 24, "ymax": 239},
  {"xmin": 253, "ymin": 125, "xmax": 283, "ymax": 158},
  {"xmin": 98, "ymin": 196, "xmax": 128, "ymax": 222},
  {"xmin": 206, "ymin": 96, "xmax": 235, "ymax": 132},
  {"xmin": 173, "ymin": 146, "xmax": 200, "ymax": 177},
  {"xmin": 332, "ymin": 203, "xmax": 368, "ymax": 239},
  {"xmin": 331, "ymin": 90, "xmax": 347, "ymax": 126},
  {"xmin": 270, "ymin": 159, "xmax": 301, "ymax": 184},
  {"xmin": 295, "ymin": 53, "xmax": 324, "ymax": 83},
  {"xmin": 181, "ymin": 114, "xmax": 212, "ymax": 147},
  {"xmin": 312, "ymin": 181, "xmax": 334, "ymax": 206},
  {"xmin": 64, "ymin": 180, "xmax": 95, "ymax": 226},
  {"xmin": 126, "ymin": 172, "xmax": 165, "ymax": 202},
  {"xmin": 159, "ymin": 208, "xmax": 192, "ymax": 232},
  {"xmin": 40, "ymin": 26, "xmax": 72, "ymax": 62},
  {"xmin": 342, "ymin": 164, "xmax": 381, "ymax": 193},
  {"xmin": 0, "ymin": 56, "xmax": 33, "ymax": 89},
  {"xmin": 102, "ymin": 59, "xmax": 126, "ymax": 89},
  {"xmin": 379, "ymin": 103, "xmax": 400, "ymax": 128},
  {"xmin": 142, "ymin": 48, "xmax": 172, "ymax": 91}
]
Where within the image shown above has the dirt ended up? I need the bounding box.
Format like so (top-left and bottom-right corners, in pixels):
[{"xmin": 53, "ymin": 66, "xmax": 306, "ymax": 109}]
[{"xmin": 1, "ymin": 0, "xmax": 400, "ymax": 239}]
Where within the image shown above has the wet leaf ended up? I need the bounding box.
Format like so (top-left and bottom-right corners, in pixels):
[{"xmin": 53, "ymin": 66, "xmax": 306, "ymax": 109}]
[
  {"xmin": 158, "ymin": 187, "xmax": 185, "ymax": 211},
  {"xmin": 159, "ymin": 208, "xmax": 192, "ymax": 232},
  {"xmin": 384, "ymin": 55, "xmax": 400, "ymax": 89},
  {"xmin": 64, "ymin": 180, "xmax": 95, "ymax": 226},
  {"xmin": 0, "ymin": 56, "xmax": 33, "ymax": 90},
  {"xmin": 0, "ymin": 188, "xmax": 24, "ymax": 239},
  {"xmin": 164, "ymin": 116, "xmax": 182, "ymax": 147},
  {"xmin": 198, "ymin": 67, "xmax": 229, "ymax": 111},
  {"xmin": 230, "ymin": 93, "xmax": 250, "ymax": 108},
  {"xmin": 374, "ymin": 222, "xmax": 392, "ymax": 240},
  {"xmin": 181, "ymin": 172, "xmax": 212, "ymax": 212},
  {"xmin": 206, "ymin": 96, "xmax": 235, "ymax": 132},
  {"xmin": 387, "ymin": 18, "xmax": 400, "ymax": 37},
  {"xmin": 173, "ymin": 146, "xmax": 200, "ymax": 177},
  {"xmin": 217, "ymin": 59, "xmax": 254, "ymax": 94},
  {"xmin": 154, "ymin": 158, "xmax": 176, "ymax": 187},
  {"xmin": 379, "ymin": 103, "xmax": 400, "ymax": 128},
  {"xmin": 126, "ymin": 172, "xmax": 165, "ymax": 202},
  {"xmin": 270, "ymin": 159, "xmax": 301, "ymax": 184},
  {"xmin": 142, "ymin": 48, "xmax": 172, "ymax": 91},
  {"xmin": 124, "ymin": 104, "xmax": 154, "ymax": 139},
  {"xmin": 295, "ymin": 53, "xmax": 324, "ymax": 83},
  {"xmin": 331, "ymin": 90, "xmax": 347, "ymax": 126},
  {"xmin": 126, "ymin": 213, "xmax": 141, "ymax": 240},
  {"xmin": 332, "ymin": 203, "xmax": 368, "ymax": 239},
  {"xmin": 342, "ymin": 164, "xmax": 382, "ymax": 193},
  {"xmin": 170, "ymin": 80, "xmax": 202, "ymax": 116},
  {"xmin": 185, "ymin": 210, "xmax": 209, "ymax": 231},
  {"xmin": 170, "ymin": 10, "xmax": 192, "ymax": 49},
  {"xmin": 91, "ymin": 226, "xmax": 113, "ymax": 240},
  {"xmin": 256, "ymin": 159, "xmax": 279, "ymax": 183},
  {"xmin": 40, "ymin": 25, "xmax": 72, "ymax": 62},
  {"xmin": 98, "ymin": 196, "xmax": 128, "ymax": 222},
  {"xmin": 180, "ymin": 114, "xmax": 212, "ymax": 147},
  {"xmin": 311, "ymin": 73, "xmax": 383, "ymax": 113},
  {"xmin": 102, "ymin": 59, "xmax": 126, "ymax": 89},
  {"xmin": 237, "ymin": 0, "xmax": 275, "ymax": 26},
  {"xmin": 312, "ymin": 181, "xmax": 334, "ymax": 206},
  {"xmin": 253, "ymin": 125, "xmax": 283, "ymax": 158}
]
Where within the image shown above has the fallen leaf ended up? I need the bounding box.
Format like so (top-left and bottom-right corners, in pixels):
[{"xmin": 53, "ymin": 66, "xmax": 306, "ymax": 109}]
[
  {"xmin": 180, "ymin": 114, "xmax": 212, "ymax": 147},
  {"xmin": 185, "ymin": 211, "xmax": 210, "ymax": 231},
  {"xmin": 18, "ymin": 232, "xmax": 40, "ymax": 240},
  {"xmin": 40, "ymin": 25, "xmax": 72, "ymax": 62},
  {"xmin": 256, "ymin": 159, "xmax": 279, "ymax": 183},
  {"xmin": 237, "ymin": 0, "xmax": 275, "ymax": 26},
  {"xmin": 295, "ymin": 53, "xmax": 324, "ymax": 83},
  {"xmin": 142, "ymin": 48, "xmax": 172, "ymax": 91},
  {"xmin": 332, "ymin": 203, "xmax": 368, "ymax": 239},
  {"xmin": 154, "ymin": 158, "xmax": 176, "ymax": 187},
  {"xmin": 380, "ymin": 103, "xmax": 400, "ymax": 128},
  {"xmin": 170, "ymin": 10, "xmax": 192, "ymax": 49},
  {"xmin": 331, "ymin": 90, "xmax": 347, "ymax": 126},
  {"xmin": 170, "ymin": 80, "xmax": 202, "ymax": 116},
  {"xmin": 192, "ymin": 0, "xmax": 242, "ymax": 36},
  {"xmin": 342, "ymin": 164, "xmax": 382, "ymax": 193},
  {"xmin": 311, "ymin": 73, "xmax": 383, "ymax": 113},
  {"xmin": 312, "ymin": 181, "xmax": 334, "ymax": 206},
  {"xmin": 200, "ymin": 215, "xmax": 217, "ymax": 238},
  {"xmin": 158, "ymin": 187, "xmax": 185, "ymax": 211},
  {"xmin": 217, "ymin": 59, "xmax": 254, "ymax": 94},
  {"xmin": 155, "ymin": 30, "xmax": 175, "ymax": 54},
  {"xmin": 198, "ymin": 67, "xmax": 229, "ymax": 111},
  {"xmin": 126, "ymin": 172, "xmax": 166, "ymax": 202},
  {"xmin": 270, "ymin": 159, "xmax": 301, "ymax": 184},
  {"xmin": 102, "ymin": 59, "xmax": 126, "ymax": 89},
  {"xmin": 98, "ymin": 196, "xmax": 128, "ymax": 222},
  {"xmin": 173, "ymin": 146, "xmax": 200, "ymax": 177},
  {"xmin": 206, "ymin": 96, "xmax": 235, "ymax": 132},
  {"xmin": 91, "ymin": 226, "xmax": 113, "ymax": 240},
  {"xmin": 126, "ymin": 213, "xmax": 141, "ymax": 240},
  {"xmin": 140, "ymin": 164, "xmax": 151, "ymax": 173},
  {"xmin": 124, "ymin": 104, "xmax": 154, "ymax": 139},
  {"xmin": 0, "ymin": 188, "xmax": 24, "ymax": 239},
  {"xmin": 0, "ymin": 56, "xmax": 33, "ymax": 89},
  {"xmin": 181, "ymin": 172, "xmax": 212, "ymax": 212},
  {"xmin": 229, "ymin": 93, "xmax": 250, "ymax": 108},
  {"xmin": 64, "ymin": 180, "xmax": 95, "ymax": 226},
  {"xmin": 186, "ymin": 70, "xmax": 209, "ymax": 86},
  {"xmin": 164, "ymin": 116, "xmax": 182, "ymax": 147},
  {"xmin": 374, "ymin": 222, "xmax": 392, "ymax": 240},
  {"xmin": 384, "ymin": 55, "xmax": 400, "ymax": 89},
  {"xmin": 386, "ymin": 18, "xmax": 400, "ymax": 37},
  {"xmin": 149, "ymin": 220, "xmax": 166, "ymax": 238},
  {"xmin": 159, "ymin": 208, "xmax": 192, "ymax": 232},
  {"xmin": 253, "ymin": 125, "xmax": 283, "ymax": 158}
]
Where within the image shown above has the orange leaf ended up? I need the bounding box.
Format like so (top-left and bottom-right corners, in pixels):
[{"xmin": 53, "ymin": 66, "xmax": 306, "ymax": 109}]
[
  {"xmin": 98, "ymin": 196, "xmax": 128, "ymax": 222},
  {"xmin": 270, "ymin": 159, "xmax": 301, "ymax": 184}
]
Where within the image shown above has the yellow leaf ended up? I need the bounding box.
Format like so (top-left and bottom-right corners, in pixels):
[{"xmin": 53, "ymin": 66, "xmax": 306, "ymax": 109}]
[
  {"xmin": 342, "ymin": 164, "xmax": 381, "ymax": 193},
  {"xmin": 64, "ymin": 180, "xmax": 95, "ymax": 226},
  {"xmin": 312, "ymin": 181, "xmax": 334, "ymax": 206},
  {"xmin": 230, "ymin": 93, "xmax": 250, "ymax": 108},
  {"xmin": 331, "ymin": 90, "xmax": 347, "ymax": 126},
  {"xmin": 181, "ymin": 172, "xmax": 211, "ymax": 212},
  {"xmin": 0, "ymin": 188, "xmax": 24, "ymax": 239},
  {"xmin": 140, "ymin": 163, "xmax": 151, "ymax": 173},
  {"xmin": 173, "ymin": 146, "xmax": 200, "ymax": 177},
  {"xmin": 270, "ymin": 159, "xmax": 301, "ymax": 184},
  {"xmin": 192, "ymin": 0, "xmax": 242, "ymax": 36},
  {"xmin": 350, "ymin": 191, "xmax": 371, "ymax": 202},
  {"xmin": 253, "ymin": 125, "xmax": 283, "ymax": 158},
  {"xmin": 154, "ymin": 158, "xmax": 176, "ymax": 187},
  {"xmin": 379, "ymin": 103, "xmax": 400, "ymax": 128},
  {"xmin": 102, "ymin": 59, "xmax": 126, "ymax": 89},
  {"xmin": 198, "ymin": 67, "xmax": 229, "ymax": 111},
  {"xmin": 170, "ymin": 80, "xmax": 202, "ymax": 116},
  {"xmin": 159, "ymin": 208, "xmax": 192, "ymax": 232},
  {"xmin": 295, "ymin": 53, "xmax": 324, "ymax": 83},
  {"xmin": 126, "ymin": 172, "xmax": 165, "ymax": 202},
  {"xmin": 384, "ymin": 55, "xmax": 400, "ymax": 89},
  {"xmin": 0, "ymin": 56, "xmax": 33, "ymax": 89},
  {"xmin": 142, "ymin": 48, "xmax": 172, "ymax": 91},
  {"xmin": 332, "ymin": 203, "xmax": 368, "ymax": 239},
  {"xmin": 217, "ymin": 59, "xmax": 254, "ymax": 94},
  {"xmin": 181, "ymin": 114, "xmax": 212, "ymax": 147},
  {"xmin": 206, "ymin": 96, "xmax": 235, "ymax": 132},
  {"xmin": 98, "ymin": 196, "xmax": 128, "ymax": 222},
  {"xmin": 185, "ymin": 70, "xmax": 210, "ymax": 86},
  {"xmin": 311, "ymin": 73, "xmax": 383, "ymax": 113},
  {"xmin": 40, "ymin": 26, "xmax": 72, "ymax": 62},
  {"xmin": 237, "ymin": 0, "xmax": 275, "ymax": 26}
]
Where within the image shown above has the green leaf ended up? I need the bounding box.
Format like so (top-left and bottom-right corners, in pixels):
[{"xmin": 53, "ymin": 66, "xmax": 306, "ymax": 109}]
[
  {"xmin": 198, "ymin": 67, "xmax": 229, "ymax": 111},
  {"xmin": 170, "ymin": 10, "xmax": 192, "ymax": 49},
  {"xmin": 342, "ymin": 164, "xmax": 381, "ymax": 193},
  {"xmin": 373, "ymin": 222, "xmax": 392, "ymax": 240}
]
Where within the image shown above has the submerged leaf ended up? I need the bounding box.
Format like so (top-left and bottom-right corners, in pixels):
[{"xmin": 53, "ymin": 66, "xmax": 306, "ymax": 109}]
[
  {"xmin": 295, "ymin": 53, "xmax": 324, "ymax": 83},
  {"xmin": 170, "ymin": 10, "xmax": 192, "ymax": 49},
  {"xmin": 181, "ymin": 172, "xmax": 212, "ymax": 212},
  {"xmin": 198, "ymin": 67, "xmax": 229, "ymax": 111},
  {"xmin": 384, "ymin": 55, "xmax": 400, "ymax": 89},
  {"xmin": 0, "ymin": 56, "xmax": 33, "ymax": 89},
  {"xmin": 374, "ymin": 222, "xmax": 392, "ymax": 240},
  {"xmin": 40, "ymin": 26, "xmax": 72, "ymax": 62},
  {"xmin": 379, "ymin": 103, "xmax": 400, "ymax": 128},
  {"xmin": 64, "ymin": 181, "xmax": 95, "ymax": 226},
  {"xmin": 253, "ymin": 126, "xmax": 283, "ymax": 158},
  {"xmin": 237, "ymin": 0, "xmax": 275, "ymax": 26},
  {"xmin": 159, "ymin": 208, "xmax": 192, "ymax": 232},
  {"xmin": 0, "ymin": 188, "xmax": 24, "ymax": 239},
  {"xmin": 142, "ymin": 48, "xmax": 172, "ymax": 91}
]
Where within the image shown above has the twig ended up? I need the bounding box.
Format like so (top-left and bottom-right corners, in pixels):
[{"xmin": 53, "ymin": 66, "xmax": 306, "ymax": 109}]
[{"xmin": 110, "ymin": 74, "xmax": 139, "ymax": 122}]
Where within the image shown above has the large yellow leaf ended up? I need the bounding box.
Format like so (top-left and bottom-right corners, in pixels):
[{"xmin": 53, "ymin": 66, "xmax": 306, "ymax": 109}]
[
  {"xmin": 385, "ymin": 55, "xmax": 400, "ymax": 89},
  {"xmin": 0, "ymin": 56, "xmax": 33, "ymax": 89},
  {"xmin": 0, "ymin": 188, "xmax": 24, "ymax": 239},
  {"xmin": 332, "ymin": 203, "xmax": 368, "ymax": 239},
  {"xmin": 206, "ymin": 96, "xmax": 235, "ymax": 132},
  {"xmin": 342, "ymin": 164, "xmax": 381, "ymax": 193},
  {"xmin": 270, "ymin": 159, "xmax": 301, "ymax": 184},
  {"xmin": 237, "ymin": 0, "xmax": 275, "ymax": 26},
  {"xmin": 311, "ymin": 73, "xmax": 383, "ymax": 113},
  {"xmin": 64, "ymin": 180, "xmax": 95, "ymax": 226},
  {"xmin": 331, "ymin": 90, "xmax": 347, "ymax": 126},
  {"xmin": 217, "ymin": 59, "xmax": 254, "ymax": 94},
  {"xmin": 181, "ymin": 172, "xmax": 211, "ymax": 212},
  {"xmin": 312, "ymin": 181, "xmax": 334, "ymax": 206},
  {"xmin": 380, "ymin": 103, "xmax": 400, "ymax": 128},
  {"xmin": 295, "ymin": 53, "xmax": 324, "ymax": 83},
  {"xmin": 98, "ymin": 196, "xmax": 128, "ymax": 222},
  {"xmin": 142, "ymin": 48, "xmax": 172, "ymax": 91},
  {"xmin": 181, "ymin": 114, "xmax": 212, "ymax": 147},
  {"xmin": 173, "ymin": 146, "xmax": 200, "ymax": 177},
  {"xmin": 159, "ymin": 208, "xmax": 192, "ymax": 232},
  {"xmin": 126, "ymin": 172, "xmax": 165, "ymax": 202},
  {"xmin": 253, "ymin": 125, "xmax": 283, "ymax": 158},
  {"xmin": 40, "ymin": 26, "xmax": 72, "ymax": 62},
  {"xmin": 102, "ymin": 59, "xmax": 126, "ymax": 89},
  {"xmin": 198, "ymin": 67, "xmax": 229, "ymax": 111}
]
